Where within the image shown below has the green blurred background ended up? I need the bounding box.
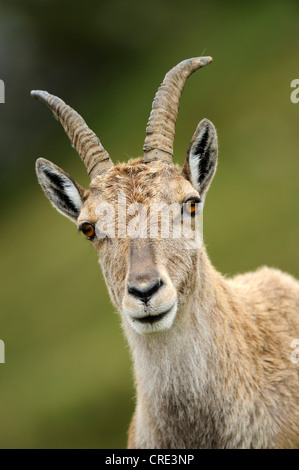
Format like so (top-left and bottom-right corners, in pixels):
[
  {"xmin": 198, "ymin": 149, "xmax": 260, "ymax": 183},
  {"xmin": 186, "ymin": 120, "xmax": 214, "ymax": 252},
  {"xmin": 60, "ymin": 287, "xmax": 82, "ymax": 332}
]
[{"xmin": 0, "ymin": 0, "xmax": 298, "ymax": 448}]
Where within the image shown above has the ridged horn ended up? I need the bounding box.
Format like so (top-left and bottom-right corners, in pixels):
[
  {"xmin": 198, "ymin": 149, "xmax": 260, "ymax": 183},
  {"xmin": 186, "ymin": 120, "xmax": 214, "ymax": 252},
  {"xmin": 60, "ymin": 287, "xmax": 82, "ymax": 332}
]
[
  {"xmin": 31, "ymin": 90, "xmax": 113, "ymax": 179},
  {"xmin": 143, "ymin": 56, "xmax": 213, "ymax": 164}
]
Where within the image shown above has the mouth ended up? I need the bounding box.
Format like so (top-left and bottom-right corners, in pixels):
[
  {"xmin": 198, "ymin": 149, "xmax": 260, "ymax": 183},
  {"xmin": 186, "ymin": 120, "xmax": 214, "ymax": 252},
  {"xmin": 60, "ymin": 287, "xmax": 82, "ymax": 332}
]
[
  {"xmin": 126, "ymin": 301, "xmax": 178, "ymax": 334},
  {"xmin": 132, "ymin": 310, "xmax": 169, "ymax": 325}
]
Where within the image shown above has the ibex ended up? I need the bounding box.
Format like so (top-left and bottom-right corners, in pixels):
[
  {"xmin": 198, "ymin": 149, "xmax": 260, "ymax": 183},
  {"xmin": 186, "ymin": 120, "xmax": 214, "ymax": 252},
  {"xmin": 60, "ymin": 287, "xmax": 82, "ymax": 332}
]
[{"xmin": 32, "ymin": 57, "xmax": 299, "ymax": 449}]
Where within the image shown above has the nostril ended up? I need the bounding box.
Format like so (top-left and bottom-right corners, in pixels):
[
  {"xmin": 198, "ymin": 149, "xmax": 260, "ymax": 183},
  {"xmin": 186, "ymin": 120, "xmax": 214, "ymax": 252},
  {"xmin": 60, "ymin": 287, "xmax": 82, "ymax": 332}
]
[{"xmin": 128, "ymin": 279, "xmax": 163, "ymax": 303}]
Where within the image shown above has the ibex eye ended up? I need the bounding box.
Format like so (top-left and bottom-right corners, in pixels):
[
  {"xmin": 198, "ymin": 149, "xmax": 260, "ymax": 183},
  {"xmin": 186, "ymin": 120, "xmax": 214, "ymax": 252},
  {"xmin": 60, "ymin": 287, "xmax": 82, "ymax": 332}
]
[
  {"xmin": 183, "ymin": 198, "xmax": 200, "ymax": 217},
  {"xmin": 80, "ymin": 223, "xmax": 95, "ymax": 240}
]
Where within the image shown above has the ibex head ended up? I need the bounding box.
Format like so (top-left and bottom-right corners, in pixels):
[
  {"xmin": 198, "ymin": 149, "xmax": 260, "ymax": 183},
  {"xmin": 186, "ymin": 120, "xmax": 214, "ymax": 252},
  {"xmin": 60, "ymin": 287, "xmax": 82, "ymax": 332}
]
[{"xmin": 33, "ymin": 57, "xmax": 218, "ymax": 335}]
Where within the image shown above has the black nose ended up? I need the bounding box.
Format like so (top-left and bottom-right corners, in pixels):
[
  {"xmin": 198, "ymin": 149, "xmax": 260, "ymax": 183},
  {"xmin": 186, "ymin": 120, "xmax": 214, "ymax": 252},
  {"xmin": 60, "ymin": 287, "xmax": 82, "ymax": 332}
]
[{"xmin": 128, "ymin": 279, "xmax": 163, "ymax": 303}]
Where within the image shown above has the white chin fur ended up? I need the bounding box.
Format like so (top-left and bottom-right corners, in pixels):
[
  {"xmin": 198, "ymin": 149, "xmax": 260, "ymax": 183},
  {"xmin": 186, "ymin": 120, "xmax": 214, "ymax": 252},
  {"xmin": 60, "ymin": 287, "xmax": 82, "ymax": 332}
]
[{"xmin": 125, "ymin": 302, "xmax": 178, "ymax": 335}]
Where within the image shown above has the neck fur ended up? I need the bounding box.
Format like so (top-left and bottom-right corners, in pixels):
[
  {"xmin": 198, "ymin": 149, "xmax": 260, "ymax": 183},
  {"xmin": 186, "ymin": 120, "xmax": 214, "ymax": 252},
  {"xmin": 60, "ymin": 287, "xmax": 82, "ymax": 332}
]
[{"xmin": 122, "ymin": 248, "xmax": 259, "ymax": 448}]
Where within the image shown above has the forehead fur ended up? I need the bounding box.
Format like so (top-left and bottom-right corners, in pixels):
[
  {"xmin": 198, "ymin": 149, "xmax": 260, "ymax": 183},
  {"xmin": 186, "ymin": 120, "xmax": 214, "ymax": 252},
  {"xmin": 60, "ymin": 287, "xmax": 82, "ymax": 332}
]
[{"xmin": 89, "ymin": 157, "xmax": 189, "ymax": 204}]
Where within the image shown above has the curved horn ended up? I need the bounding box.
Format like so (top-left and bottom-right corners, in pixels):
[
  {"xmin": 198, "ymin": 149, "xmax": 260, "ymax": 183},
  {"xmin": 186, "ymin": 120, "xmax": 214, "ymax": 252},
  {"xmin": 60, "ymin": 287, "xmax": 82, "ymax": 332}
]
[
  {"xmin": 31, "ymin": 90, "xmax": 113, "ymax": 179},
  {"xmin": 143, "ymin": 56, "xmax": 213, "ymax": 164}
]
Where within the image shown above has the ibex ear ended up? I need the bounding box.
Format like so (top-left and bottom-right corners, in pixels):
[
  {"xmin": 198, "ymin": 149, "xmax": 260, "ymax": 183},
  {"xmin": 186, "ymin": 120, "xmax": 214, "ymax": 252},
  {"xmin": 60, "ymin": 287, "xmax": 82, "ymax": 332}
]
[
  {"xmin": 182, "ymin": 119, "xmax": 218, "ymax": 199},
  {"xmin": 36, "ymin": 158, "xmax": 86, "ymax": 222}
]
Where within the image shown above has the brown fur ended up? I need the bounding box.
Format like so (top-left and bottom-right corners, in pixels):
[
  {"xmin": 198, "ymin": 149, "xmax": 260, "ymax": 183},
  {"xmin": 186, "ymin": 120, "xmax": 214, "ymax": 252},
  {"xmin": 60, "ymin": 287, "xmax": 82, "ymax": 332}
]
[
  {"xmin": 34, "ymin": 57, "xmax": 299, "ymax": 448},
  {"xmin": 75, "ymin": 160, "xmax": 299, "ymax": 449},
  {"xmin": 36, "ymin": 137, "xmax": 299, "ymax": 448}
]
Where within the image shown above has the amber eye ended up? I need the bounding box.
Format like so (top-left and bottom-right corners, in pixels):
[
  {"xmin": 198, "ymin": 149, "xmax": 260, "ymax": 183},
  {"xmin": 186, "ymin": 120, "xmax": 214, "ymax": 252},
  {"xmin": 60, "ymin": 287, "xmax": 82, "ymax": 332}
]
[
  {"xmin": 80, "ymin": 223, "xmax": 96, "ymax": 240},
  {"xmin": 184, "ymin": 199, "xmax": 200, "ymax": 217}
]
